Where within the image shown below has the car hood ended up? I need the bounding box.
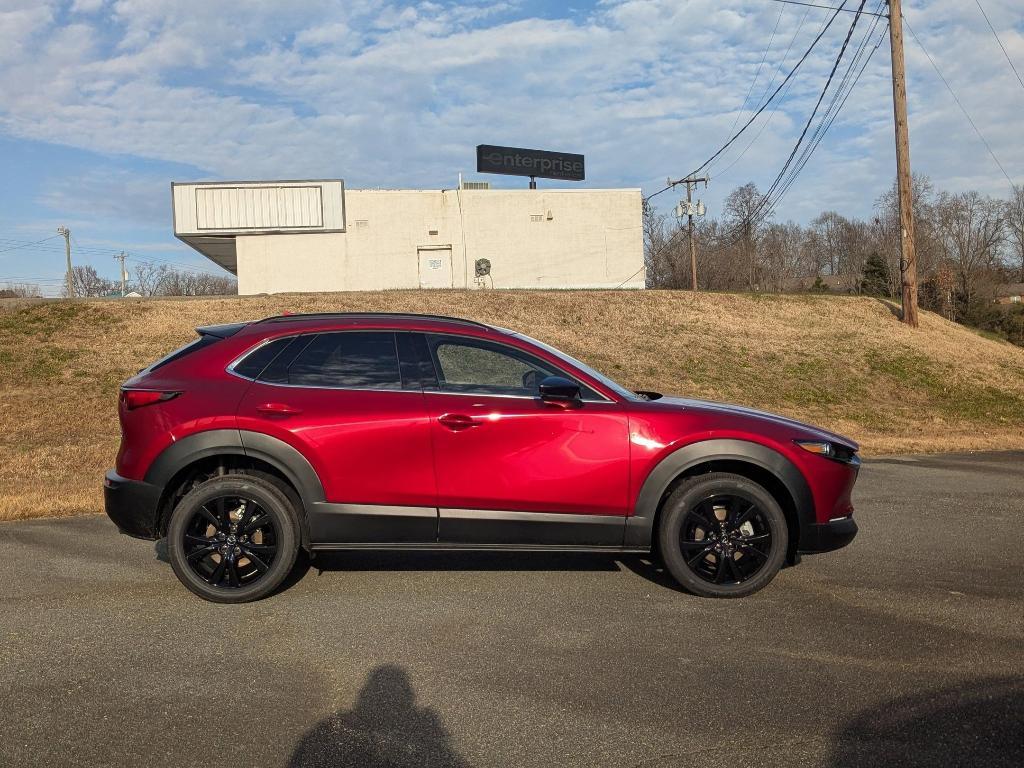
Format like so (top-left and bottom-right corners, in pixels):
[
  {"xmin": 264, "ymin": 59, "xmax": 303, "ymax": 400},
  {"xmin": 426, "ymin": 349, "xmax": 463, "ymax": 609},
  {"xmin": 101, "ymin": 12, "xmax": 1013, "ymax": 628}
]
[{"xmin": 652, "ymin": 396, "xmax": 860, "ymax": 451}]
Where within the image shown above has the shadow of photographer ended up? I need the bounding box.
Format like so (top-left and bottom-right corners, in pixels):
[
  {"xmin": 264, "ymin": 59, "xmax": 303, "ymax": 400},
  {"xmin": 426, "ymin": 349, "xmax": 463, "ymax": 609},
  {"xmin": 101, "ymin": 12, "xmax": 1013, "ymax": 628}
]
[{"xmin": 289, "ymin": 664, "xmax": 470, "ymax": 768}]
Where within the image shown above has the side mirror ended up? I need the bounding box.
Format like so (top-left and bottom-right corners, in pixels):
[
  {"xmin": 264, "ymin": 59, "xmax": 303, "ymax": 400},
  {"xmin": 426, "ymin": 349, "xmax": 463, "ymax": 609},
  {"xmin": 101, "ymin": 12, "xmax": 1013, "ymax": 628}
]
[{"xmin": 539, "ymin": 375, "xmax": 582, "ymax": 405}]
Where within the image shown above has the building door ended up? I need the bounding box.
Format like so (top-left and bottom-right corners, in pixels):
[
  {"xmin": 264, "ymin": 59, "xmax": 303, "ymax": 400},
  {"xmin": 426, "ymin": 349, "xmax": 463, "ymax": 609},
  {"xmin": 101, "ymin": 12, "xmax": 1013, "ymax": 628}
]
[{"xmin": 418, "ymin": 247, "xmax": 453, "ymax": 289}]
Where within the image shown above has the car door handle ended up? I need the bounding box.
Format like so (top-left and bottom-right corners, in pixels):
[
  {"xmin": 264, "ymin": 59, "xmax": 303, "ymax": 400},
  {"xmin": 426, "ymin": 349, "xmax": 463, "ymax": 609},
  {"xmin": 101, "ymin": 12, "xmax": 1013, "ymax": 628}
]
[
  {"xmin": 438, "ymin": 413, "xmax": 480, "ymax": 431},
  {"xmin": 256, "ymin": 403, "xmax": 302, "ymax": 417}
]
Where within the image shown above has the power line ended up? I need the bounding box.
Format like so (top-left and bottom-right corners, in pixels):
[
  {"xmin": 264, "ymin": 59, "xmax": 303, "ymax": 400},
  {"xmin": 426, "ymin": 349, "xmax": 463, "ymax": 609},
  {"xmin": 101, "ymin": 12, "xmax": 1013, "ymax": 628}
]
[
  {"xmin": 903, "ymin": 15, "xmax": 1017, "ymax": 191},
  {"xmin": 761, "ymin": 3, "xmax": 886, "ymax": 214},
  {"xmin": 710, "ymin": 5, "xmax": 817, "ymax": 178},
  {"xmin": 766, "ymin": 0, "xmax": 887, "ymax": 18},
  {"xmin": 706, "ymin": 0, "xmax": 881, "ymax": 248},
  {"xmin": 0, "ymin": 235, "xmax": 61, "ymax": 254},
  {"xmin": 973, "ymin": 0, "xmax": 1024, "ymax": 94},
  {"xmin": 725, "ymin": 4, "xmax": 786, "ymax": 136},
  {"xmin": 744, "ymin": 0, "xmax": 870, "ymax": 229},
  {"xmin": 644, "ymin": 1, "xmax": 847, "ymax": 203},
  {"xmin": 763, "ymin": 19, "xmax": 888, "ymax": 219}
]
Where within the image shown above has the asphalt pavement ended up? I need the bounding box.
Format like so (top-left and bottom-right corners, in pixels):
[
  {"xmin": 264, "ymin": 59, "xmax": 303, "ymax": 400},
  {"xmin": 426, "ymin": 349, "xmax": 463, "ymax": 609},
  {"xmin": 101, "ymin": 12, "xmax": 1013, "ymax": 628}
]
[{"xmin": 1, "ymin": 452, "xmax": 1022, "ymax": 767}]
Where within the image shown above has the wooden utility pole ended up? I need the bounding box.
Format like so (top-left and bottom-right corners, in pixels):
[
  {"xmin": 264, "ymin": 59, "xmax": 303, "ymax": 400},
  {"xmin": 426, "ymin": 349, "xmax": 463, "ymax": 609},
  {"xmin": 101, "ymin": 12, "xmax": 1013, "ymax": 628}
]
[
  {"xmin": 888, "ymin": 0, "xmax": 918, "ymax": 327},
  {"xmin": 114, "ymin": 251, "xmax": 128, "ymax": 297},
  {"xmin": 670, "ymin": 175, "xmax": 709, "ymax": 291},
  {"xmin": 686, "ymin": 183, "xmax": 698, "ymax": 291},
  {"xmin": 57, "ymin": 226, "xmax": 74, "ymax": 298}
]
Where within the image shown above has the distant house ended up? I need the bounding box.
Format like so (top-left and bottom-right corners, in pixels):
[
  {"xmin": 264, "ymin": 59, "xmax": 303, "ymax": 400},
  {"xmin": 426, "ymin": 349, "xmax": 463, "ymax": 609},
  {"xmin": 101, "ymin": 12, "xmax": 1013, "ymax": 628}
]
[{"xmin": 995, "ymin": 284, "xmax": 1024, "ymax": 304}]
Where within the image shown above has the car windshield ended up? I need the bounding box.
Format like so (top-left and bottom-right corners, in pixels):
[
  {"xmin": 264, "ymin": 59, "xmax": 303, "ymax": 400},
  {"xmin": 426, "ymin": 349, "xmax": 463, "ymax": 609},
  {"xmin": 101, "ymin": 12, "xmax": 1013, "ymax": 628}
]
[{"xmin": 509, "ymin": 332, "xmax": 641, "ymax": 401}]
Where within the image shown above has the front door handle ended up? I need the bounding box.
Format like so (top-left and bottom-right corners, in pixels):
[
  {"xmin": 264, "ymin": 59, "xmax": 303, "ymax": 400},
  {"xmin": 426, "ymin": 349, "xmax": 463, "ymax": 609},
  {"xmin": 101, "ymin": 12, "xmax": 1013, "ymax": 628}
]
[
  {"xmin": 256, "ymin": 403, "xmax": 302, "ymax": 417},
  {"xmin": 438, "ymin": 413, "xmax": 480, "ymax": 431}
]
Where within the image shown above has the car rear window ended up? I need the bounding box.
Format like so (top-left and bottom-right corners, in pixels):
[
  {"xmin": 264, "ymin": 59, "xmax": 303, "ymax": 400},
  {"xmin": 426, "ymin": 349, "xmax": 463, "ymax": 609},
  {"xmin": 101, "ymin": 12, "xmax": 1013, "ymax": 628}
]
[
  {"xmin": 283, "ymin": 332, "xmax": 401, "ymax": 389},
  {"xmin": 147, "ymin": 335, "xmax": 219, "ymax": 372}
]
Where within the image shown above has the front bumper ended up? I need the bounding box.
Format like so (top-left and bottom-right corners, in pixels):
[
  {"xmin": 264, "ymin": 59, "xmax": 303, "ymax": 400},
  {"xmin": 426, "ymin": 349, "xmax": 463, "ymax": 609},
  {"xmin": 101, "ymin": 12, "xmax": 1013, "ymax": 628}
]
[
  {"xmin": 798, "ymin": 516, "xmax": 858, "ymax": 554},
  {"xmin": 103, "ymin": 470, "xmax": 162, "ymax": 539}
]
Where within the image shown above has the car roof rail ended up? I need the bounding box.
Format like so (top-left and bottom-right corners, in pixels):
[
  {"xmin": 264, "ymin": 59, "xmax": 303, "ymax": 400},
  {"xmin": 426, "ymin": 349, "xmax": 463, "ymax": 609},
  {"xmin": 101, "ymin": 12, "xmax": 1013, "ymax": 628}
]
[{"xmin": 255, "ymin": 312, "xmax": 493, "ymax": 330}]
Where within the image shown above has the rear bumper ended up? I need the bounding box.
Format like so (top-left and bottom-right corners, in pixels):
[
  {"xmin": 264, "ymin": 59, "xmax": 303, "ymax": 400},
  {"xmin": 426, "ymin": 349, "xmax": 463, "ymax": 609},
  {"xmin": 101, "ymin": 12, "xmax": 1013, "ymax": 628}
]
[
  {"xmin": 103, "ymin": 470, "xmax": 161, "ymax": 539},
  {"xmin": 798, "ymin": 516, "xmax": 857, "ymax": 554}
]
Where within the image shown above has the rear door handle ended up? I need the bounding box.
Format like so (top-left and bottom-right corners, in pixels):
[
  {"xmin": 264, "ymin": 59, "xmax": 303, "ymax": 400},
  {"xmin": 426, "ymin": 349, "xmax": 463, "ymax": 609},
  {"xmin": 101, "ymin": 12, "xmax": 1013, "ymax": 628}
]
[
  {"xmin": 256, "ymin": 403, "xmax": 302, "ymax": 417},
  {"xmin": 438, "ymin": 413, "xmax": 480, "ymax": 431}
]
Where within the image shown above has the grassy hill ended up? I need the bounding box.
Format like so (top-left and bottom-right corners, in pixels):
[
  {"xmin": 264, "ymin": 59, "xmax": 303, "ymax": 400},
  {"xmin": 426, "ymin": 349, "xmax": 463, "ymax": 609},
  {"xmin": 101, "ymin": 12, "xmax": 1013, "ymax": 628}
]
[{"xmin": 2, "ymin": 290, "xmax": 1023, "ymax": 522}]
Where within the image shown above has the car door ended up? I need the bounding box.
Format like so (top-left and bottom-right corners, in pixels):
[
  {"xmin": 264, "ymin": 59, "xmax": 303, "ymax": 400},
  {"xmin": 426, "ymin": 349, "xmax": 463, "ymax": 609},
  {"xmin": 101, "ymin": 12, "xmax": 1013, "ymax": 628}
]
[
  {"xmin": 234, "ymin": 331, "xmax": 438, "ymax": 543},
  {"xmin": 419, "ymin": 333, "xmax": 631, "ymax": 546}
]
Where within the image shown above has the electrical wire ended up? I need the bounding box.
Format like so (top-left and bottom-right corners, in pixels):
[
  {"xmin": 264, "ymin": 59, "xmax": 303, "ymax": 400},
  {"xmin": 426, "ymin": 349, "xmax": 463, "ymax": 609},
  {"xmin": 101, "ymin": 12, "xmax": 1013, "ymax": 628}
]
[
  {"xmin": 644, "ymin": 1, "xmax": 847, "ymax": 203},
  {"xmin": 710, "ymin": 4, "xmax": 816, "ymax": 178},
  {"xmin": 0, "ymin": 235, "xmax": 61, "ymax": 254},
  {"xmin": 973, "ymin": 0, "xmax": 1024, "ymax": 94},
  {"xmin": 767, "ymin": 0, "xmax": 887, "ymax": 17},
  {"xmin": 724, "ymin": 5, "xmax": 786, "ymax": 136},
  {"xmin": 743, "ymin": 0, "xmax": 870, "ymax": 229},
  {"xmin": 903, "ymin": 15, "xmax": 1017, "ymax": 192}
]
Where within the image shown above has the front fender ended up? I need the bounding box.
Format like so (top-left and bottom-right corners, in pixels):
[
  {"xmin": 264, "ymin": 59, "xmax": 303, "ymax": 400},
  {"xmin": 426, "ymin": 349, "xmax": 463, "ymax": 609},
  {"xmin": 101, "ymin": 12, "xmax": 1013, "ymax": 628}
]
[{"xmin": 623, "ymin": 438, "xmax": 814, "ymax": 549}]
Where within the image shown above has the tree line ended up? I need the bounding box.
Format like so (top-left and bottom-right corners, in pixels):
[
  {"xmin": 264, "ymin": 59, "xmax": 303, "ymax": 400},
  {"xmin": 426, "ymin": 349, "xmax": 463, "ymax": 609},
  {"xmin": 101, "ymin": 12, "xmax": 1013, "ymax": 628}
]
[
  {"xmin": 645, "ymin": 177, "xmax": 1024, "ymax": 344},
  {"xmin": 0, "ymin": 263, "xmax": 237, "ymax": 299}
]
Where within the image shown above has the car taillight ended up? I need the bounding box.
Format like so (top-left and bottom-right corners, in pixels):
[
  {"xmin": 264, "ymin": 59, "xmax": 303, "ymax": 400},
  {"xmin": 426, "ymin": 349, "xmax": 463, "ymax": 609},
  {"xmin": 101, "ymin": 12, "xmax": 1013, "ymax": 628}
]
[{"xmin": 121, "ymin": 389, "xmax": 181, "ymax": 410}]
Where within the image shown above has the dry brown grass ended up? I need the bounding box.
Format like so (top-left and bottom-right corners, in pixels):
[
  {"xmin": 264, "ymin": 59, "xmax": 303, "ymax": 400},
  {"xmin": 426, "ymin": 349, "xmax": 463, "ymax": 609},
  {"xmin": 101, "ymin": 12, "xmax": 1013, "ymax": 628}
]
[{"xmin": 2, "ymin": 290, "xmax": 1023, "ymax": 522}]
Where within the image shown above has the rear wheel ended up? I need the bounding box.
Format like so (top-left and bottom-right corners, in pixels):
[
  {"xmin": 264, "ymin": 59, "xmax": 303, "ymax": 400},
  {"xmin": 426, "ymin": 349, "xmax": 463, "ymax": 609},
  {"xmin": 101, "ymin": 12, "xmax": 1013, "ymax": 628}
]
[
  {"xmin": 167, "ymin": 475, "xmax": 299, "ymax": 603},
  {"xmin": 658, "ymin": 472, "xmax": 788, "ymax": 598}
]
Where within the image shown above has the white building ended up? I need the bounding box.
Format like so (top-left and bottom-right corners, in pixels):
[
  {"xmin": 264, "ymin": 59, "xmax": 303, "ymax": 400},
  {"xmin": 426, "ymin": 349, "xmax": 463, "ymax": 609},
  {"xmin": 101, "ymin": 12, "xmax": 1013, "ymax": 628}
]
[{"xmin": 172, "ymin": 179, "xmax": 644, "ymax": 294}]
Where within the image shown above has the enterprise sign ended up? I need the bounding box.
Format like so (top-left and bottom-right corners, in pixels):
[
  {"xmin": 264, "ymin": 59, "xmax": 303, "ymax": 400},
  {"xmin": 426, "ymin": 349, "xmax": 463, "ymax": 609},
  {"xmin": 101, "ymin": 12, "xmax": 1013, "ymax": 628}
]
[{"xmin": 476, "ymin": 145, "xmax": 585, "ymax": 182}]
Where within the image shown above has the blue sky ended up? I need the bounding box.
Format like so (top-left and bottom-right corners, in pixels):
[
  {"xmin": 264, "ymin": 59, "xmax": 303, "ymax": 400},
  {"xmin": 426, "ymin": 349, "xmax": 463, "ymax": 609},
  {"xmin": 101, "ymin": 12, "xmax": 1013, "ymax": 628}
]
[{"xmin": 1, "ymin": 0, "xmax": 1022, "ymax": 294}]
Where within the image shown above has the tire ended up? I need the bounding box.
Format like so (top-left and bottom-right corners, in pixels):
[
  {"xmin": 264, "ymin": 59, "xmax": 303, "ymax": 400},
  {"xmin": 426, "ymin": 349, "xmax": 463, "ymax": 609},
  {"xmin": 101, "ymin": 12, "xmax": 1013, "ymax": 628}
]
[
  {"xmin": 658, "ymin": 472, "xmax": 788, "ymax": 598},
  {"xmin": 167, "ymin": 474, "xmax": 300, "ymax": 603}
]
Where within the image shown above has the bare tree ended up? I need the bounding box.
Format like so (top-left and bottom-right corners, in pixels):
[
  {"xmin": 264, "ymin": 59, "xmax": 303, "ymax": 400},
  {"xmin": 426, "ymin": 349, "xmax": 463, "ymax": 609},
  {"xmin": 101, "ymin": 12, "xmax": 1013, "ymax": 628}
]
[
  {"xmin": 131, "ymin": 263, "xmax": 171, "ymax": 296},
  {"xmin": 874, "ymin": 175, "xmax": 942, "ymax": 292},
  {"xmin": 66, "ymin": 265, "xmax": 116, "ymax": 298},
  {"xmin": 643, "ymin": 201, "xmax": 687, "ymax": 288},
  {"xmin": 0, "ymin": 282, "xmax": 42, "ymax": 298},
  {"xmin": 1006, "ymin": 184, "xmax": 1024, "ymax": 282},
  {"xmin": 722, "ymin": 183, "xmax": 770, "ymax": 290},
  {"xmin": 935, "ymin": 190, "xmax": 1006, "ymax": 306},
  {"xmin": 760, "ymin": 222, "xmax": 806, "ymax": 292},
  {"xmin": 155, "ymin": 270, "xmax": 237, "ymax": 296}
]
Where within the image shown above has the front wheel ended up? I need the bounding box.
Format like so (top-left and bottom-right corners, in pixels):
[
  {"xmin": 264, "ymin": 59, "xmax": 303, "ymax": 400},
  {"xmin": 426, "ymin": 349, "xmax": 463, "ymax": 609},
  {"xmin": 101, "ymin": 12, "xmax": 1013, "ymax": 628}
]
[
  {"xmin": 658, "ymin": 472, "xmax": 788, "ymax": 598},
  {"xmin": 167, "ymin": 475, "xmax": 299, "ymax": 603}
]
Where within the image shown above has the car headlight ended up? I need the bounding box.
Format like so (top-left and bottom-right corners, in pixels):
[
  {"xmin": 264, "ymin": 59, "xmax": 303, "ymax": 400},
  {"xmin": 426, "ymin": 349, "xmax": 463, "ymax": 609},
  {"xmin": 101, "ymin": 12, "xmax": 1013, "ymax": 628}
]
[{"xmin": 795, "ymin": 440, "xmax": 860, "ymax": 466}]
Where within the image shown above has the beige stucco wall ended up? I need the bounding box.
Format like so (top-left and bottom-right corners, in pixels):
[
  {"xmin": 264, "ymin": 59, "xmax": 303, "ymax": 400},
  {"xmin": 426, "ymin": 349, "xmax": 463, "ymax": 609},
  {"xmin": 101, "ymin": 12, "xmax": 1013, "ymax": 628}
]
[{"xmin": 235, "ymin": 188, "xmax": 643, "ymax": 295}]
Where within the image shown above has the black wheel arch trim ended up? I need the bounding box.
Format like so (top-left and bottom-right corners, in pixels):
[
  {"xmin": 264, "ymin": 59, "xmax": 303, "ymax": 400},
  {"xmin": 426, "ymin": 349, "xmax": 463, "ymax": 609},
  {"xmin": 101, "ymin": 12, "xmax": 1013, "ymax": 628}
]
[
  {"xmin": 624, "ymin": 438, "xmax": 815, "ymax": 550},
  {"xmin": 143, "ymin": 429, "xmax": 325, "ymax": 543}
]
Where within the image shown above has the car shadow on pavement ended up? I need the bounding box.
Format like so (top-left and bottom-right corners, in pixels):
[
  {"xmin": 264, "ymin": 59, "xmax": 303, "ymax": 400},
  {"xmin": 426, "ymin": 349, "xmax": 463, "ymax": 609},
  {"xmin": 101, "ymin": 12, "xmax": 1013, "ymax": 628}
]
[
  {"xmin": 828, "ymin": 676, "xmax": 1024, "ymax": 768},
  {"xmin": 289, "ymin": 664, "xmax": 471, "ymax": 768},
  {"xmin": 306, "ymin": 549, "xmax": 623, "ymax": 575}
]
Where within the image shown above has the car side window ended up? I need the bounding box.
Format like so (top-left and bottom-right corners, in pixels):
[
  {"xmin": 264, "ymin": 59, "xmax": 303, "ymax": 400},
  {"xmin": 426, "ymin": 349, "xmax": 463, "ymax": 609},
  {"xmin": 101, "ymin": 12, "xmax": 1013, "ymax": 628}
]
[
  {"xmin": 426, "ymin": 335, "xmax": 598, "ymax": 398},
  {"xmin": 282, "ymin": 332, "xmax": 401, "ymax": 389},
  {"xmin": 233, "ymin": 337, "xmax": 297, "ymax": 380}
]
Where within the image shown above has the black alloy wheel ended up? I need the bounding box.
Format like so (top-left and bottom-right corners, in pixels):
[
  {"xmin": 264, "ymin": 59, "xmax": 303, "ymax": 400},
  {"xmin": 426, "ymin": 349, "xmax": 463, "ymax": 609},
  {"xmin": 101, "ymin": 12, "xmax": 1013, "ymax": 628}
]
[
  {"xmin": 679, "ymin": 493, "xmax": 773, "ymax": 586},
  {"xmin": 182, "ymin": 495, "xmax": 279, "ymax": 589},
  {"xmin": 167, "ymin": 475, "xmax": 299, "ymax": 603},
  {"xmin": 658, "ymin": 472, "xmax": 788, "ymax": 598}
]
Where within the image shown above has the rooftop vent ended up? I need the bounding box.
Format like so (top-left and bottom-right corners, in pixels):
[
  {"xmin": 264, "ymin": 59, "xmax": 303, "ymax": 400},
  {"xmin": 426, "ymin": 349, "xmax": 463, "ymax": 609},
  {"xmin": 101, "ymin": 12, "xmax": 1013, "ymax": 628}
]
[{"xmin": 460, "ymin": 180, "xmax": 491, "ymax": 191}]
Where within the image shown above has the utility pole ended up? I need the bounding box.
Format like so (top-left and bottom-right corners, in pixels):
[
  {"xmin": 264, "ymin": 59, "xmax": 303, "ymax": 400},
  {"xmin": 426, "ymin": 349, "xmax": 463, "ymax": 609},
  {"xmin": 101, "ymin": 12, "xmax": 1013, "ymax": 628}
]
[
  {"xmin": 114, "ymin": 251, "xmax": 128, "ymax": 297},
  {"xmin": 670, "ymin": 176, "xmax": 709, "ymax": 290},
  {"xmin": 57, "ymin": 226, "xmax": 74, "ymax": 298},
  {"xmin": 888, "ymin": 0, "xmax": 918, "ymax": 327}
]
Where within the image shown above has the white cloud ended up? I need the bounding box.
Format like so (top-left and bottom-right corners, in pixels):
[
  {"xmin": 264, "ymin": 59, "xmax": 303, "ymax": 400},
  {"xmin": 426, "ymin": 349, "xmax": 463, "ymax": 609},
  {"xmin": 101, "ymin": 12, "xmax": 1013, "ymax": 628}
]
[{"xmin": 0, "ymin": 0, "xmax": 1021, "ymax": 228}]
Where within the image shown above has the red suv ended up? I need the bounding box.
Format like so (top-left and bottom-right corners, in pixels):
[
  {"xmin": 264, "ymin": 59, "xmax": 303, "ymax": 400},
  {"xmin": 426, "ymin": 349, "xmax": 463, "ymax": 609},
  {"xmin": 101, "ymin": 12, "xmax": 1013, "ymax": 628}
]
[{"xmin": 104, "ymin": 313, "xmax": 859, "ymax": 602}]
